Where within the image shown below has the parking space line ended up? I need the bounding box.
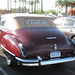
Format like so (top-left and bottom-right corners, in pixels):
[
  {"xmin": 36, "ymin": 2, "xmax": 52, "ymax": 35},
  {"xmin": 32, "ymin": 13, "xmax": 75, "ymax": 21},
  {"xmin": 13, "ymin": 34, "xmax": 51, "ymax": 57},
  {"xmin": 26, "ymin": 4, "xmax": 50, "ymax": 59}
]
[{"xmin": 0, "ymin": 67, "xmax": 8, "ymax": 75}]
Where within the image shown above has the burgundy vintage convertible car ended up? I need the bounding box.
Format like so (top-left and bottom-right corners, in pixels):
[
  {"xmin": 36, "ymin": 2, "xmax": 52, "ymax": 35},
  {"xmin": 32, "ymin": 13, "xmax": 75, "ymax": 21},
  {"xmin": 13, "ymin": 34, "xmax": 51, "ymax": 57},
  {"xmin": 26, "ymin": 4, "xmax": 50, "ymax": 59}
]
[{"xmin": 0, "ymin": 13, "xmax": 75, "ymax": 67}]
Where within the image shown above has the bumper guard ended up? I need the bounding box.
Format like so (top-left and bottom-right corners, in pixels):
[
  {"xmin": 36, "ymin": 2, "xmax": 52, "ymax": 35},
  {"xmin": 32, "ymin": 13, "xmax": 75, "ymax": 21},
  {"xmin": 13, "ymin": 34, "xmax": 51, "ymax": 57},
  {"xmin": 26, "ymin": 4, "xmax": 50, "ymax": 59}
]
[{"xmin": 15, "ymin": 57, "xmax": 75, "ymax": 66}]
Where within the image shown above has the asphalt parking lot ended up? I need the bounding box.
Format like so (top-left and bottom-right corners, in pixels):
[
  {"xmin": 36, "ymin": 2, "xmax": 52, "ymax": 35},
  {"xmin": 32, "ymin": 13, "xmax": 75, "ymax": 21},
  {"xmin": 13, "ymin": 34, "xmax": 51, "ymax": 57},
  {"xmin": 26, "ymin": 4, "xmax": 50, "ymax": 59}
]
[{"xmin": 0, "ymin": 48, "xmax": 75, "ymax": 75}]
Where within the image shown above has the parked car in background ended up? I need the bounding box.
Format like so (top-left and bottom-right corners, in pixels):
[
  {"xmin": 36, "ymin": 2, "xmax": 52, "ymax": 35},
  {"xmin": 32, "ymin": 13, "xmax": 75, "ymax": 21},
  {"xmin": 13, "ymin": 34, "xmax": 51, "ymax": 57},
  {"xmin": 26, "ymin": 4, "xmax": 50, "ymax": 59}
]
[
  {"xmin": 0, "ymin": 14, "xmax": 75, "ymax": 67},
  {"xmin": 67, "ymin": 15, "xmax": 75, "ymax": 18},
  {"xmin": 47, "ymin": 14, "xmax": 57, "ymax": 20},
  {"xmin": 54, "ymin": 17, "xmax": 75, "ymax": 40}
]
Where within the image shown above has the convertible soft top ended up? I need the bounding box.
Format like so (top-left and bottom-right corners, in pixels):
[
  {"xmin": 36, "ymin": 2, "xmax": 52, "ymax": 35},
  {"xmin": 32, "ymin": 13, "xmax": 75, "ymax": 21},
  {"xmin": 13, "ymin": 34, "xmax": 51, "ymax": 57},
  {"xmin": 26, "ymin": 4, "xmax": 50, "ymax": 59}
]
[{"xmin": 2, "ymin": 13, "xmax": 55, "ymax": 30}]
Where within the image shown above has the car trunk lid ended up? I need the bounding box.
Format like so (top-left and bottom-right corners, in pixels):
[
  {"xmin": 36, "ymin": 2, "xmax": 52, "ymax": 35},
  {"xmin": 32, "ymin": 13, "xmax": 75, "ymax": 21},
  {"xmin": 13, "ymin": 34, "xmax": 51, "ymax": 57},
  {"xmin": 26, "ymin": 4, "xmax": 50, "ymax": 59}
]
[{"xmin": 16, "ymin": 28, "xmax": 69, "ymax": 55}]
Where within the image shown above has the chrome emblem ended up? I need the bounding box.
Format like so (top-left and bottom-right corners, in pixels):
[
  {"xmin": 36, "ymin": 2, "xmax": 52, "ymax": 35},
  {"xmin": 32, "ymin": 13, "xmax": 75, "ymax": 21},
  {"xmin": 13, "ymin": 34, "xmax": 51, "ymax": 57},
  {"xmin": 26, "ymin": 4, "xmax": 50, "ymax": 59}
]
[
  {"xmin": 54, "ymin": 44, "xmax": 57, "ymax": 50},
  {"xmin": 46, "ymin": 37, "xmax": 56, "ymax": 40}
]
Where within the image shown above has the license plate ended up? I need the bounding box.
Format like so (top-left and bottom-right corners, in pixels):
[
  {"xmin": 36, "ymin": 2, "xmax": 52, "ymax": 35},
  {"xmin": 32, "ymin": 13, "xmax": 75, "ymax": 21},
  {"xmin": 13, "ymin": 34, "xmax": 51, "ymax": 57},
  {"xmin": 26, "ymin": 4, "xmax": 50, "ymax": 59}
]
[{"xmin": 50, "ymin": 51, "xmax": 61, "ymax": 58}]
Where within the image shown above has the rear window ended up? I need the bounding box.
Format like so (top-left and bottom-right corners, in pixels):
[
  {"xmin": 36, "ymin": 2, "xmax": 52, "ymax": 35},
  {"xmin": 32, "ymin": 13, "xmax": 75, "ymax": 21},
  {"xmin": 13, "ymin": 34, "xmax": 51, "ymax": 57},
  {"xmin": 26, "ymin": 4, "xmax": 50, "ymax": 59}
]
[
  {"xmin": 25, "ymin": 20, "xmax": 47, "ymax": 24},
  {"xmin": 64, "ymin": 19, "xmax": 75, "ymax": 26}
]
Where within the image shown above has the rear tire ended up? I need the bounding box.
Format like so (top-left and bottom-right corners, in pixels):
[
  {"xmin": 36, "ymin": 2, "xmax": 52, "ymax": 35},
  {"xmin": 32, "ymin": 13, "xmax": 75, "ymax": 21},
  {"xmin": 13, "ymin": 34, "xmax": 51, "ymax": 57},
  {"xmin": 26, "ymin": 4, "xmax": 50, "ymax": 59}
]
[{"xmin": 72, "ymin": 37, "xmax": 75, "ymax": 40}]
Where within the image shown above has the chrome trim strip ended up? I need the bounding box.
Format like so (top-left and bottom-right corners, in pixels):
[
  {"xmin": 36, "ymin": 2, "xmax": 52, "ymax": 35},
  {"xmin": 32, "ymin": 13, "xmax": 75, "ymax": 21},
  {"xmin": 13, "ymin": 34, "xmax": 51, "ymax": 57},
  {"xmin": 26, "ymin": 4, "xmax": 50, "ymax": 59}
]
[
  {"xmin": 22, "ymin": 63, "xmax": 39, "ymax": 66},
  {"xmin": 1, "ymin": 45, "xmax": 15, "ymax": 56},
  {"xmin": 15, "ymin": 56, "xmax": 75, "ymax": 66},
  {"xmin": 41, "ymin": 57, "xmax": 75, "ymax": 66},
  {"xmin": 46, "ymin": 37, "xmax": 56, "ymax": 40},
  {"xmin": 54, "ymin": 44, "xmax": 57, "ymax": 50},
  {"xmin": 18, "ymin": 43, "xmax": 26, "ymax": 57},
  {"xmin": 15, "ymin": 57, "xmax": 39, "ymax": 63},
  {"xmin": 37, "ymin": 56, "xmax": 42, "ymax": 61}
]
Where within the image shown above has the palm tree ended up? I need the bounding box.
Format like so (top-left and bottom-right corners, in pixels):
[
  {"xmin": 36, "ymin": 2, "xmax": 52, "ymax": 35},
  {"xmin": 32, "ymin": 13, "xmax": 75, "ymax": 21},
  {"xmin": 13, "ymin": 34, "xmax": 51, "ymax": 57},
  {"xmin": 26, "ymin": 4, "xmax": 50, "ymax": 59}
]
[
  {"xmin": 41, "ymin": 0, "xmax": 43, "ymax": 13},
  {"xmin": 28, "ymin": 0, "xmax": 31, "ymax": 13},
  {"xmin": 14, "ymin": 0, "xmax": 17, "ymax": 12},
  {"xmin": 30, "ymin": 0, "xmax": 34, "ymax": 13},
  {"xmin": 19, "ymin": 0, "xmax": 21, "ymax": 13},
  {"xmin": 10, "ymin": 0, "xmax": 11, "ymax": 13},
  {"xmin": 24, "ymin": 0, "xmax": 27, "ymax": 13},
  {"xmin": 36, "ymin": 0, "xmax": 39, "ymax": 13},
  {"xmin": 34, "ymin": 0, "xmax": 37, "ymax": 14},
  {"xmin": 22, "ymin": 0, "xmax": 24, "ymax": 13},
  {"xmin": 7, "ymin": 0, "xmax": 9, "ymax": 11},
  {"xmin": 7, "ymin": 0, "xmax": 12, "ymax": 13}
]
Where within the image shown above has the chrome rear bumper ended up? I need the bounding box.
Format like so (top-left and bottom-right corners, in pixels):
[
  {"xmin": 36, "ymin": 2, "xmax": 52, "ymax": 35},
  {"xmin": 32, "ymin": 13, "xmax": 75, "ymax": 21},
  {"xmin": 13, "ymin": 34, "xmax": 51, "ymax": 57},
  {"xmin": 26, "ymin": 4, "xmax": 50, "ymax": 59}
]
[{"xmin": 15, "ymin": 57, "xmax": 75, "ymax": 66}]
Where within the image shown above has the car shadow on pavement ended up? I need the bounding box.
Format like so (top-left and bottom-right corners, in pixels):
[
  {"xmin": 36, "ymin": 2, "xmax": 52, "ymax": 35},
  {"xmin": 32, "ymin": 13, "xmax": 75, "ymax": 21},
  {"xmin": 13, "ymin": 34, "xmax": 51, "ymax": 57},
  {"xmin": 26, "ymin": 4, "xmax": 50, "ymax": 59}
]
[
  {"xmin": 0, "ymin": 55, "xmax": 6, "ymax": 66},
  {"xmin": 10, "ymin": 63, "xmax": 69, "ymax": 75}
]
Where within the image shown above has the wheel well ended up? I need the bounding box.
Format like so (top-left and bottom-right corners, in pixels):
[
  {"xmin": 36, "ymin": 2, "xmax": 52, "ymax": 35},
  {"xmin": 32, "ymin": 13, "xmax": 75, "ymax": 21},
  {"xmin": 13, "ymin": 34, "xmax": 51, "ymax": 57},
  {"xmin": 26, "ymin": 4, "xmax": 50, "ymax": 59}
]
[{"xmin": 71, "ymin": 35, "xmax": 75, "ymax": 39}]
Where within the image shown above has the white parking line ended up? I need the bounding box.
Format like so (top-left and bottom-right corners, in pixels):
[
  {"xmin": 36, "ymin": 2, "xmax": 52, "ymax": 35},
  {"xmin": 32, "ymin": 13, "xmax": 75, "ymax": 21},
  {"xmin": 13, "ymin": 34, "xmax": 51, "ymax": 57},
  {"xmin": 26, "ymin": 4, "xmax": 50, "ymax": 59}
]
[{"xmin": 0, "ymin": 67, "xmax": 8, "ymax": 75}]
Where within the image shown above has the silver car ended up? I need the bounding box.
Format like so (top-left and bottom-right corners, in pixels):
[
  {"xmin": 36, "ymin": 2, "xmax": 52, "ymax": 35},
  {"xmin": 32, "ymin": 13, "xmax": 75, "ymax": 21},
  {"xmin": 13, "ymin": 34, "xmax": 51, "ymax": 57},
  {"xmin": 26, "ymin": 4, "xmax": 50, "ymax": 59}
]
[{"xmin": 54, "ymin": 17, "xmax": 75, "ymax": 40}]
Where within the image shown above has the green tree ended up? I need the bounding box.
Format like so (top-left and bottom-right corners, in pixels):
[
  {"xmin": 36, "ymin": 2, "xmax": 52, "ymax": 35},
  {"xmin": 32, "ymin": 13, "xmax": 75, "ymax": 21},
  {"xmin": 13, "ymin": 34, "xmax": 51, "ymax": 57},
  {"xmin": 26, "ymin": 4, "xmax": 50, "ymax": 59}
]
[
  {"xmin": 56, "ymin": 0, "xmax": 75, "ymax": 15},
  {"xmin": 46, "ymin": 10, "xmax": 56, "ymax": 14},
  {"xmin": 30, "ymin": 0, "xmax": 40, "ymax": 14}
]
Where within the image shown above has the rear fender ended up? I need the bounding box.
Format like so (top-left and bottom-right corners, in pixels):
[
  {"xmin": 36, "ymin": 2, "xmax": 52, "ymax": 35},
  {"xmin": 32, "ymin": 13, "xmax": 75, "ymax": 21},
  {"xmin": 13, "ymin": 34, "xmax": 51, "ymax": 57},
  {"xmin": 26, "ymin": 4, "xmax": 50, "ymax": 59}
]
[{"xmin": 1, "ymin": 34, "xmax": 21, "ymax": 57}]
